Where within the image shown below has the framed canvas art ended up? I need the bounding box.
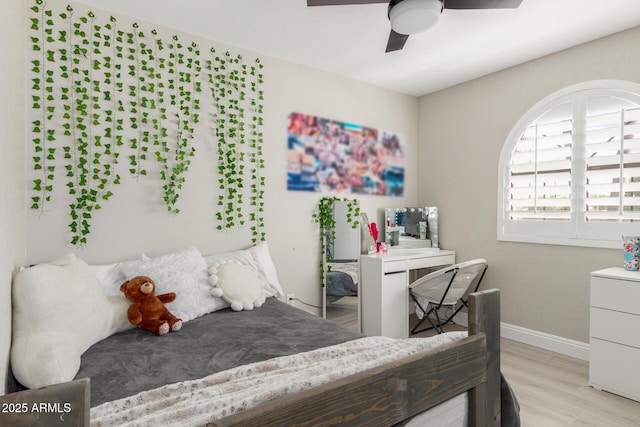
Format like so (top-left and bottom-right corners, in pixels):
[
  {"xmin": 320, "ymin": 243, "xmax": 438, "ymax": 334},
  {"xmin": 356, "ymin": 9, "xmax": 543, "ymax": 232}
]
[{"xmin": 287, "ymin": 112, "xmax": 405, "ymax": 196}]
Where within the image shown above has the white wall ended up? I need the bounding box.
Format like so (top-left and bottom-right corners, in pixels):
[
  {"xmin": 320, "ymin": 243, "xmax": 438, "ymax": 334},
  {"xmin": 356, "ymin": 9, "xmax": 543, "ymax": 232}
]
[
  {"xmin": 262, "ymin": 62, "xmax": 419, "ymax": 308},
  {"xmin": 418, "ymin": 27, "xmax": 640, "ymax": 343},
  {"xmin": 23, "ymin": 1, "xmax": 419, "ymax": 313},
  {"xmin": 0, "ymin": 0, "xmax": 26, "ymax": 394}
]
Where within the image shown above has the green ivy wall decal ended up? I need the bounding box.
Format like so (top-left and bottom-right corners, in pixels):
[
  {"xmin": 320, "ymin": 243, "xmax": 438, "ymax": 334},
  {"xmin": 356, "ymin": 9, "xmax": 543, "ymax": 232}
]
[{"xmin": 28, "ymin": 0, "xmax": 266, "ymax": 245}]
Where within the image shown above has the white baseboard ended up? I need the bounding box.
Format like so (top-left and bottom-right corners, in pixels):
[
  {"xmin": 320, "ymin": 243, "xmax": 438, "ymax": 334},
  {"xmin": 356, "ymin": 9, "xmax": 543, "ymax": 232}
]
[
  {"xmin": 453, "ymin": 312, "xmax": 590, "ymax": 361},
  {"xmin": 500, "ymin": 322, "xmax": 590, "ymax": 361}
]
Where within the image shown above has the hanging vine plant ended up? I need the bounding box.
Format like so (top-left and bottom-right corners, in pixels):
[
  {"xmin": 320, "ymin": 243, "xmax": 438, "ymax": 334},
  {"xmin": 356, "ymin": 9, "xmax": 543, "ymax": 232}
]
[
  {"xmin": 154, "ymin": 36, "xmax": 201, "ymax": 214},
  {"xmin": 212, "ymin": 50, "xmax": 232, "ymax": 229},
  {"xmin": 312, "ymin": 197, "xmax": 360, "ymax": 286},
  {"xmin": 151, "ymin": 29, "xmax": 170, "ymax": 198},
  {"xmin": 30, "ymin": 0, "xmax": 56, "ymax": 214},
  {"xmin": 89, "ymin": 13, "xmax": 120, "ymax": 203},
  {"xmin": 208, "ymin": 52, "xmax": 266, "ymax": 241},
  {"xmin": 57, "ymin": 7, "xmax": 120, "ymax": 245},
  {"xmin": 28, "ymin": 0, "xmax": 267, "ymax": 246},
  {"xmin": 63, "ymin": 5, "xmax": 94, "ymax": 245},
  {"xmin": 124, "ymin": 23, "xmax": 147, "ymax": 179},
  {"xmin": 248, "ymin": 58, "xmax": 266, "ymax": 243},
  {"xmin": 102, "ymin": 15, "xmax": 123, "ymax": 181},
  {"xmin": 230, "ymin": 53, "xmax": 246, "ymax": 228},
  {"xmin": 211, "ymin": 50, "xmax": 244, "ymax": 230}
]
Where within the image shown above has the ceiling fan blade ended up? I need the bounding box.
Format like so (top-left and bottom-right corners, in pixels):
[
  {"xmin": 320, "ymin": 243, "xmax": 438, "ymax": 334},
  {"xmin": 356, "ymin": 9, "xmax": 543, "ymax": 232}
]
[
  {"xmin": 307, "ymin": 0, "xmax": 387, "ymax": 6},
  {"xmin": 443, "ymin": 0, "xmax": 522, "ymax": 9},
  {"xmin": 385, "ymin": 29, "xmax": 409, "ymax": 53}
]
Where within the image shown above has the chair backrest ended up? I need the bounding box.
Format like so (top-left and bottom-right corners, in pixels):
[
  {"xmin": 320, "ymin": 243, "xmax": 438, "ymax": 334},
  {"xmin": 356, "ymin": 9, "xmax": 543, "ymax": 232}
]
[{"xmin": 409, "ymin": 259, "xmax": 488, "ymax": 306}]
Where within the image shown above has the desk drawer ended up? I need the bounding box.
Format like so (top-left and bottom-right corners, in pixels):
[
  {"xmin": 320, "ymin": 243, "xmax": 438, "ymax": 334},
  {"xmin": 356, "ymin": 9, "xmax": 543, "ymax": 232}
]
[
  {"xmin": 591, "ymin": 277, "xmax": 640, "ymax": 315},
  {"xmin": 407, "ymin": 254, "xmax": 455, "ymax": 271},
  {"xmin": 590, "ymin": 307, "xmax": 640, "ymax": 348},
  {"xmin": 383, "ymin": 259, "xmax": 407, "ymax": 274}
]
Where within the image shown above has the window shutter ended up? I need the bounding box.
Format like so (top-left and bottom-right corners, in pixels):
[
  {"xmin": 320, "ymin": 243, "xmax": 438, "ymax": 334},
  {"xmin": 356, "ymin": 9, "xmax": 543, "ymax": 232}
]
[
  {"xmin": 584, "ymin": 106, "xmax": 640, "ymax": 222},
  {"xmin": 507, "ymin": 117, "xmax": 573, "ymax": 221}
]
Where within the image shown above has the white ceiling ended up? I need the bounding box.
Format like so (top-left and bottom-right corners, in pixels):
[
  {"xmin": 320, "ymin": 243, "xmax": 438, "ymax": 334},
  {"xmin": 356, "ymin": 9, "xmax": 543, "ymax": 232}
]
[{"xmin": 73, "ymin": 0, "xmax": 640, "ymax": 96}]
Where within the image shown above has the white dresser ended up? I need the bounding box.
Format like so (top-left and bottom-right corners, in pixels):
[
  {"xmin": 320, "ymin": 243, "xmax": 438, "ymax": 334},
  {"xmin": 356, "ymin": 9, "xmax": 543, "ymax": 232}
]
[
  {"xmin": 360, "ymin": 249, "xmax": 455, "ymax": 339},
  {"xmin": 589, "ymin": 267, "xmax": 640, "ymax": 402}
]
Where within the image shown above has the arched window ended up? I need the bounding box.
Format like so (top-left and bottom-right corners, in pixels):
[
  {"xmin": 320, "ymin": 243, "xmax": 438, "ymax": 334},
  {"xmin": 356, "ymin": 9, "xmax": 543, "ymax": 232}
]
[{"xmin": 498, "ymin": 80, "xmax": 640, "ymax": 249}]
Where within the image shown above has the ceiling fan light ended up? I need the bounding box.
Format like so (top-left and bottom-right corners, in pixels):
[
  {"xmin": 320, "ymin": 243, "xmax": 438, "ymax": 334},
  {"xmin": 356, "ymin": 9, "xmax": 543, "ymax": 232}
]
[{"xmin": 388, "ymin": 0, "xmax": 442, "ymax": 35}]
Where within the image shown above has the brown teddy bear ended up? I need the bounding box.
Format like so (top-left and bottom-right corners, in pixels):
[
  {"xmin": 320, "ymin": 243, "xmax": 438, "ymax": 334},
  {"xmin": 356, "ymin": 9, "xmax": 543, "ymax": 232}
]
[{"xmin": 120, "ymin": 276, "xmax": 182, "ymax": 336}]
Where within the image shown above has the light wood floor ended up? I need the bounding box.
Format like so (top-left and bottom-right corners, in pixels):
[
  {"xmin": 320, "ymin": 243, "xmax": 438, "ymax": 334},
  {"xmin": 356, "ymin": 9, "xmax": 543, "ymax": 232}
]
[
  {"xmin": 326, "ymin": 307, "xmax": 640, "ymax": 426},
  {"xmin": 500, "ymin": 338, "xmax": 640, "ymax": 426}
]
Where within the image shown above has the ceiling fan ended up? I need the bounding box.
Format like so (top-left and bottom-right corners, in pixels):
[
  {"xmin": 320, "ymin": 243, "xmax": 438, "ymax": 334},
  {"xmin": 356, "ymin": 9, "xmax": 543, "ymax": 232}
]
[{"xmin": 307, "ymin": 0, "xmax": 523, "ymax": 53}]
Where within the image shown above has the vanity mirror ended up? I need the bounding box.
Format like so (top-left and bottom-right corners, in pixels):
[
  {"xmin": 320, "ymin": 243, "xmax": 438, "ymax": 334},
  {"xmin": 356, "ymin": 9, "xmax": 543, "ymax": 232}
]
[{"xmin": 384, "ymin": 207, "xmax": 439, "ymax": 248}]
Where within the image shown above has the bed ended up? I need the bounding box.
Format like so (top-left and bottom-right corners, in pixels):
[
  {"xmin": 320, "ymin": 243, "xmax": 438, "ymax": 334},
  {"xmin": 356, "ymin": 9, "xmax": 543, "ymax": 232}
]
[{"xmin": 6, "ymin": 244, "xmax": 519, "ymax": 426}]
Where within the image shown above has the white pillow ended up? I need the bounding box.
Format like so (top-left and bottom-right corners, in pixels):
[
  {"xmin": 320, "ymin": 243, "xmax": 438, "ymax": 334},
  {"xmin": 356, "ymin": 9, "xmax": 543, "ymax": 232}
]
[
  {"xmin": 11, "ymin": 254, "xmax": 132, "ymax": 389},
  {"xmin": 203, "ymin": 247, "xmax": 255, "ymax": 270},
  {"xmin": 89, "ymin": 261, "xmax": 128, "ymax": 296},
  {"xmin": 209, "ymin": 261, "xmax": 266, "ymax": 311},
  {"xmin": 120, "ymin": 247, "xmax": 227, "ymax": 322},
  {"xmin": 203, "ymin": 242, "xmax": 284, "ymax": 298},
  {"xmin": 247, "ymin": 242, "xmax": 284, "ymax": 298}
]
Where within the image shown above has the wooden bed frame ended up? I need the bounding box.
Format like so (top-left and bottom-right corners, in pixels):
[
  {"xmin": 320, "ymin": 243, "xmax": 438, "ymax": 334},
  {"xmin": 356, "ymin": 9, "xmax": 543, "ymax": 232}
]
[
  {"xmin": 211, "ymin": 288, "xmax": 501, "ymax": 427},
  {"xmin": 0, "ymin": 289, "xmax": 500, "ymax": 427}
]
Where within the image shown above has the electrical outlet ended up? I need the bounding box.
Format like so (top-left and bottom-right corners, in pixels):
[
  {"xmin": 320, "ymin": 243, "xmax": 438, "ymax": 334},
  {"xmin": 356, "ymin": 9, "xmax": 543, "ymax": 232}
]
[{"xmin": 286, "ymin": 293, "xmax": 295, "ymax": 306}]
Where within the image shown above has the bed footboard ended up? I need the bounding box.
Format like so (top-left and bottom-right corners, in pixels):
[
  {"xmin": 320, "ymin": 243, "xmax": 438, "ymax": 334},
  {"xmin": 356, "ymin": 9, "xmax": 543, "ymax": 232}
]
[
  {"xmin": 469, "ymin": 288, "xmax": 501, "ymax": 427},
  {"xmin": 0, "ymin": 378, "xmax": 90, "ymax": 427},
  {"xmin": 211, "ymin": 289, "xmax": 501, "ymax": 427}
]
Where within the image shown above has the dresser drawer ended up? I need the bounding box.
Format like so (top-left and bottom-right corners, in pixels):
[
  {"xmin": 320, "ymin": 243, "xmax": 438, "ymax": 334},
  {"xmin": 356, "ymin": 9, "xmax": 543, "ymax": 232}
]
[
  {"xmin": 590, "ymin": 338, "xmax": 640, "ymax": 402},
  {"xmin": 590, "ymin": 307, "xmax": 640, "ymax": 348},
  {"xmin": 591, "ymin": 276, "xmax": 640, "ymax": 315}
]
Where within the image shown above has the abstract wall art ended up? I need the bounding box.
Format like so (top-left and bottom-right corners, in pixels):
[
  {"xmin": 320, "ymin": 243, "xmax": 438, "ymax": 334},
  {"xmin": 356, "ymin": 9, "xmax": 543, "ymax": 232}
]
[{"xmin": 286, "ymin": 112, "xmax": 404, "ymax": 196}]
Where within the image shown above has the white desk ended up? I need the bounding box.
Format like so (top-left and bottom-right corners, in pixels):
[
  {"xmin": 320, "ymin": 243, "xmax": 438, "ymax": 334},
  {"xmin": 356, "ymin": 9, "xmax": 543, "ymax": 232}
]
[{"xmin": 360, "ymin": 249, "xmax": 455, "ymax": 338}]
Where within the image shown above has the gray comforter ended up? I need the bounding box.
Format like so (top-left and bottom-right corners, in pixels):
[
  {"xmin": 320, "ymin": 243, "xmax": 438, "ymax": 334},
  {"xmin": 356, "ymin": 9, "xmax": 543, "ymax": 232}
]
[{"xmin": 75, "ymin": 298, "xmax": 362, "ymax": 407}]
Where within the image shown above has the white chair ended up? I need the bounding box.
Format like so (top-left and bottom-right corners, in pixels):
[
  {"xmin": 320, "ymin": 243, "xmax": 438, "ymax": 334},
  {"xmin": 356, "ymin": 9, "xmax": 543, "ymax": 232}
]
[{"xmin": 409, "ymin": 259, "xmax": 488, "ymax": 335}]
